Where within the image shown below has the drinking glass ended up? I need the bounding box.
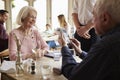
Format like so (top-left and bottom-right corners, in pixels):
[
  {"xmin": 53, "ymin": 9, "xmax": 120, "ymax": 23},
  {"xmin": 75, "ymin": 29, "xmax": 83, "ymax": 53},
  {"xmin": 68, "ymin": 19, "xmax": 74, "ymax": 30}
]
[
  {"xmin": 54, "ymin": 52, "xmax": 61, "ymax": 61},
  {"xmin": 40, "ymin": 62, "xmax": 51, "ymax": 80}
]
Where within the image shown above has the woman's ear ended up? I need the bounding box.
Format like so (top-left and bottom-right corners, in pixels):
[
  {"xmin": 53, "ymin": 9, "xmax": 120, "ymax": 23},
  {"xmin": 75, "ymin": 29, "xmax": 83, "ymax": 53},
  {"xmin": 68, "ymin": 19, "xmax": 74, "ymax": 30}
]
[{"xmin": 21, "ymin": 18, "xmax": 24, "ymax": 22}]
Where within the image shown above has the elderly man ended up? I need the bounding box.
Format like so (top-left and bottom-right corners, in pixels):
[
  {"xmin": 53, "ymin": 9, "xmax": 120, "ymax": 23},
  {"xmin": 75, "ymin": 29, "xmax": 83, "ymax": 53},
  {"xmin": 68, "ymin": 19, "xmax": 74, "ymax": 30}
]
[{"xmin": 58, "ymin": 0, "xmax": 120, "ymax": 80}]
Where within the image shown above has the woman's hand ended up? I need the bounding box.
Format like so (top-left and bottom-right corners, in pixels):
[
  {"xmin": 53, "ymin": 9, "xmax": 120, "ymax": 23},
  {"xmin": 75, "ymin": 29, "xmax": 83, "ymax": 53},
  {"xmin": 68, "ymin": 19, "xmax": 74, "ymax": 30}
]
[
  {"xmin": 25, "ymin": 49, "xmax": 47, "ymax": 60},
  {"xmin": 40, "ymin": 49, "xmax": 48, "ymax": 56},
  {"xmin": 25, "ymin": 53, "xmax": 36, "ymax": 60}
]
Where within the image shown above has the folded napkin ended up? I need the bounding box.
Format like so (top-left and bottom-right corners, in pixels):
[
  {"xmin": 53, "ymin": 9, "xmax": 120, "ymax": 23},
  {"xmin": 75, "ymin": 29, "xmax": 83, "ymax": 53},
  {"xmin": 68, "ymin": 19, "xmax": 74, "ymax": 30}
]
[
  {"xmin": 0, "ymin": 58, "xmax": 34, "ymax": 74},
  {"xmin": 0, "ymin": 61, "xmax": 16, "ymax": 73}
]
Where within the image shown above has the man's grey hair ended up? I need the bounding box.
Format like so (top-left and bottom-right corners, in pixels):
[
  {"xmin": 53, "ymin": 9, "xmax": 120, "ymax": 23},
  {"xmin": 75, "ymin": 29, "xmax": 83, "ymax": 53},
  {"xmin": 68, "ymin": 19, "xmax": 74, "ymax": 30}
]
[{"xmin": 94, "ymin": 0, "xmax": 120, "ymax": 23}]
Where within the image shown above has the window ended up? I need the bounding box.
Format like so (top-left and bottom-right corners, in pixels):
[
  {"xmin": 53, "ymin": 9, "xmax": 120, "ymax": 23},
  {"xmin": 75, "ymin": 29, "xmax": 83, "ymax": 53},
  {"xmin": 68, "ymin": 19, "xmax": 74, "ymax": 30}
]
[
  {"xmin": 3, "ymin": 0, "xmax": 72, "ymax": 32},
  {"xmin": 12, "ymin": 0, "xmax": 28, "ymax": 29},
  {"xmin": 34, "ymin": 0, "xmax": 46, "ymax": 32},
  {"xmin": 0, "ymin": 0, "xmax": 4, "ymax": 9}
]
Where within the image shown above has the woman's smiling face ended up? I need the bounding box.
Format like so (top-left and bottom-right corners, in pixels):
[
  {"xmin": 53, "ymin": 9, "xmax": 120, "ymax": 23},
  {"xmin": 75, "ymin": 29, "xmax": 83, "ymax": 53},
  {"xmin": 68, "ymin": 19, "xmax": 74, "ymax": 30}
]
[{"xmin": 22, "ymin": 11, "xmax": 37, "ymax": 28}]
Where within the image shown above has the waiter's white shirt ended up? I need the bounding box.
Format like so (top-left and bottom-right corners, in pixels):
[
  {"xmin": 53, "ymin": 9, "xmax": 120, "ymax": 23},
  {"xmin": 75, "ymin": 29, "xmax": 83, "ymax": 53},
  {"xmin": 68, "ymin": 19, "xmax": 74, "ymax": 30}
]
[{"xmin": 73, "ymin": 0, "xmax": 96, "ymax": 25}]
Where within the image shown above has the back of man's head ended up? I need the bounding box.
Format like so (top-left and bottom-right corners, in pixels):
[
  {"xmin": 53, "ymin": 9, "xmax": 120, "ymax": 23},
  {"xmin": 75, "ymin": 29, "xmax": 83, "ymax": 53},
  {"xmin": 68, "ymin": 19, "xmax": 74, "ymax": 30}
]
[
  {"xmin": 95, "ymin": 0, "xmax": 120, "ymax": 23},
  {"xmin": 0, "ymin": 10, "xmax": 8, "ymax": 15}
]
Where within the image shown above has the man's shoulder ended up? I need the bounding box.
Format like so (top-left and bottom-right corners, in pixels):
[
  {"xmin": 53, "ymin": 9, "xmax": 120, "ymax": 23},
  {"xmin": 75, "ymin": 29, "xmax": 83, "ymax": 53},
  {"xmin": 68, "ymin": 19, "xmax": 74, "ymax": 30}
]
[
  {"xmin": 102, "ymin": 31, "xmax": 120, "ymax": 43},
  {"xmin": 96, "ymin": 32, "xmax": 120, "ymax": 51},
  {"xmin": 91, "ymin": 32, "xmax": 120, "ymax": 51}
]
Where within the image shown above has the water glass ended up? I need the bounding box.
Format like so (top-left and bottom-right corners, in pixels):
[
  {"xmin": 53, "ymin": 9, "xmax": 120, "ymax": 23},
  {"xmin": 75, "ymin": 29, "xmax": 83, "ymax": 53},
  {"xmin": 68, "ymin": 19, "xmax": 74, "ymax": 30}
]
[
  {"xmin": 41, "ymin": 64, "xmax": 51, "ymax": 80},
  {"xmin": 54, "ymin": 53, "xmax": 61, "ymax": 61}
]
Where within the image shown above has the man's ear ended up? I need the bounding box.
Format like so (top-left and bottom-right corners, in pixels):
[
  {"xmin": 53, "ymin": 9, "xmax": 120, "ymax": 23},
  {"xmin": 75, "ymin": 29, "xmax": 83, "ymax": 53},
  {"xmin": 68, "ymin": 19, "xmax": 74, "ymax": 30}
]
[{"xmin": 102, "ymin": 12, "xmax": 110, "ymax": 25}]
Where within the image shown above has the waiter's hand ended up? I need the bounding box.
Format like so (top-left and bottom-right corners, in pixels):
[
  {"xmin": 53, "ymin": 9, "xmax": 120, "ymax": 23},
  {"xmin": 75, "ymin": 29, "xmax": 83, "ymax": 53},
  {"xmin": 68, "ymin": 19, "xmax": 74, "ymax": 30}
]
[
  {"xmin": 76, "ymin": 21, "xmax": 94, "ymax": 39},
  {"xmin": 77, "ymin": 26, "xmax": 91, "ymax": 39}
]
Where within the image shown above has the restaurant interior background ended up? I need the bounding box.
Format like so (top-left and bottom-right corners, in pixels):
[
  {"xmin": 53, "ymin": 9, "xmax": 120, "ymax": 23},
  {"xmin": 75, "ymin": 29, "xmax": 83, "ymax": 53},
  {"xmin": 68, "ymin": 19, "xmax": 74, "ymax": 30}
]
[
  {"xmin": 0, "ymin": 1, "xmax": 79, "ymax": 79},
  {"xmin": 0, "ymin": 0, "xmax": 74, "ymax": 34}
]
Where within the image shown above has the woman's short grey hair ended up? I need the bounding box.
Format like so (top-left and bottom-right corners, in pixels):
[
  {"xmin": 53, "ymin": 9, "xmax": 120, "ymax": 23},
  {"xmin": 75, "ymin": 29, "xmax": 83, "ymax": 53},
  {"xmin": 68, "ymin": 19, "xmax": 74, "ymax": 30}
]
[
  {"xmin": 16, "ymin": 6, "xmax": 37, "ymax": 25},
  {"xmin": 94, "ymin": 0, "xmax": 120, "ymax": 23}
]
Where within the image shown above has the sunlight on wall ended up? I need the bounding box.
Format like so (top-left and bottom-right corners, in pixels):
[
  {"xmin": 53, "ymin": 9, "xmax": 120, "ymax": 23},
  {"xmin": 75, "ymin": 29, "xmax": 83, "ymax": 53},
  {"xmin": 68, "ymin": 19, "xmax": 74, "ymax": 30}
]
[
  {"xmin": 52, "ymin": 0, "xmax": 68, "ymax": 29},
  {"xmin": 11, "ymin": 0, "xmax": 68, "ymax": 32},
  {"xmin": 34, "ymin": 0, "xmax": 46, "ymax": 32},
  {"xmin": 0, "ymin": 0, "xmax": 4, "ymax": 9},
  {"xmin": 12, "ymin": 0, "xmax": 28, "ymax": 29}
]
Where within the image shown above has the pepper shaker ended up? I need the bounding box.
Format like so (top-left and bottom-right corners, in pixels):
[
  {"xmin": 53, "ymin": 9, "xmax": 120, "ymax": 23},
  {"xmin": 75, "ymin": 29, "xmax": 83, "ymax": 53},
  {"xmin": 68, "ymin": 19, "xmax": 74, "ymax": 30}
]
[{"xmin": 31, "ymin": 61, "xmax": 35, "ymax": 74}]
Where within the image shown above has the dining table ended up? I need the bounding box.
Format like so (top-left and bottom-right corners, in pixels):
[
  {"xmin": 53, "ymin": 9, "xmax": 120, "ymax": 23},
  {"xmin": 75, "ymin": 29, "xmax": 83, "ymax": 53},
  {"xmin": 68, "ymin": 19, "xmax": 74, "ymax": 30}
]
[{"xmin": 1, "ymin": 54, "xmax": 81, "ymax": 80}]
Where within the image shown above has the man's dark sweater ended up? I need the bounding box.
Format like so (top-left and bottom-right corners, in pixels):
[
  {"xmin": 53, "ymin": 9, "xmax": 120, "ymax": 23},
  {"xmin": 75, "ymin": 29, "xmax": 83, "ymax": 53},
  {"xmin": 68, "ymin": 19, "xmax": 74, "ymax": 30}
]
[{"xmin": 61, "ymin": 25, "xmax": 120, "ymax": 80}]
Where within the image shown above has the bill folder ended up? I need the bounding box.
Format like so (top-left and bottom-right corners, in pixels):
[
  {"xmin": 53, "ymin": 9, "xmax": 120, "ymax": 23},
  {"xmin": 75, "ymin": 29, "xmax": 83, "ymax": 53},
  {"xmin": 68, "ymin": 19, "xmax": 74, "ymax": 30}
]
[{"xmin": 44, "ymin": 50, "xmax": 61, "ymax": 58}]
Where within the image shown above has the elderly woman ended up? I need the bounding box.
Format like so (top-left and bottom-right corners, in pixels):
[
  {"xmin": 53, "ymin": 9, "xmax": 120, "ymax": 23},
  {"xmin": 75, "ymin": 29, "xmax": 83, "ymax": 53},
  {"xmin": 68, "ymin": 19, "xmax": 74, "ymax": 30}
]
[{"xmin": 9, "ymin": 6, "xmax": 49, "ymax": 60}]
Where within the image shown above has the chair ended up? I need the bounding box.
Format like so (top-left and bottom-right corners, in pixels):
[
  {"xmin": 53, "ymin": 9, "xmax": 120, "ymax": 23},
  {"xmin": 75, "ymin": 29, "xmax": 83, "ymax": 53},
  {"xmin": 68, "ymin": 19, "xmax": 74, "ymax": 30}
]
[{"xmin": 0, "ymin": 49, "xmax": 9, "ymax": 63}]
